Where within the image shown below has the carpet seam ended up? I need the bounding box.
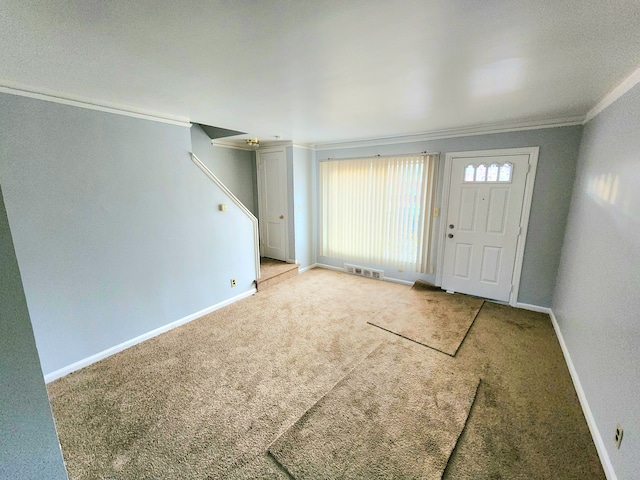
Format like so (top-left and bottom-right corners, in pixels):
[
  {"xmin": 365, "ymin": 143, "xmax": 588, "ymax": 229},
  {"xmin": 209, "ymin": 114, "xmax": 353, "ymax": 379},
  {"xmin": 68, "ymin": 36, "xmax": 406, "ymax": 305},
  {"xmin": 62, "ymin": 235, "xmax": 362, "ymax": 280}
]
[
  {"xmin": 366, "ymin": 322, "xmax": 456, "ymax": 357},
  {"xmin": 266, "ymin": 340, "xmax": 387, "ymax": 453},
  {"xmin": 269, "ymin": 342, "xmax": 481, "ymax": 480},
  {"xmin": 440, "ymin": 378, "xmax": 483, "ymax": 479},
  {"xmin": 367, "ymin": 298, "xmax": 485, "ymax": 358},
  {"xmin": 450, "ymin": 300, "xmax": 485, "ymax": 356},
  {"xmin": 267, "ymin": 450, "xmax": 297, "ymax": 479}
]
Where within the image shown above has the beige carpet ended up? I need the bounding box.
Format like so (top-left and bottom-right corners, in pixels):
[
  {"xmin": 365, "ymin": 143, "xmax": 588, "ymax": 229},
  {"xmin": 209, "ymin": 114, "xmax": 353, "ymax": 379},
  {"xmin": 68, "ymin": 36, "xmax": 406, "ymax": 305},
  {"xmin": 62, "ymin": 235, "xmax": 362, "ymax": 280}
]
[
  {"xmin": 257, "ymin": 258, "xmax": 299, "ymax": 291},
  {"xmin": 368, "ymin": 280, "xmax": 484, "ymax": 356},
  {"xmin": 47, "ymin": 268, "xmax": 605, "ymax": 479},
  {"xmin": 269, "ymin": 342, "xmax": 480, "ymax": 479}
]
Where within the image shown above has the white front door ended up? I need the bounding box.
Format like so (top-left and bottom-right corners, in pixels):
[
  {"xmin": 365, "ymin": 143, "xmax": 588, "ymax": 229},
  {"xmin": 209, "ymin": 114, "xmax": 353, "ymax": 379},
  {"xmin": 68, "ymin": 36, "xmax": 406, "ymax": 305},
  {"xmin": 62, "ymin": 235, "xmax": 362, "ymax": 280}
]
[
  {"xmin": 257, "ymin": 148, "xmax": 288, "ymax": 261},
  {"xmin": 441, "ymin": 149, "xmax": 537, "ymax": 302}
]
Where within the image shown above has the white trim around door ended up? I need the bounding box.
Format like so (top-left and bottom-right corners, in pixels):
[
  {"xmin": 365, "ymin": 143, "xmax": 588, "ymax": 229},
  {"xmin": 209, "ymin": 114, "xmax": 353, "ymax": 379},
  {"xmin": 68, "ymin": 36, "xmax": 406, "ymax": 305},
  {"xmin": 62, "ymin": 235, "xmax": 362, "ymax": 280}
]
[{"xmin": 435, "ymin": 147, "xmax": 539, "ymax": 306}]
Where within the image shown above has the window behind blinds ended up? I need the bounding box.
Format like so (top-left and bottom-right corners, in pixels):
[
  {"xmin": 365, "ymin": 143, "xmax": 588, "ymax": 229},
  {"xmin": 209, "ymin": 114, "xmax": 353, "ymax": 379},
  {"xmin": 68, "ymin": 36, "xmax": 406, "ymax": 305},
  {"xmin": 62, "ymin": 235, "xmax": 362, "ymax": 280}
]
[{"xmin": 320, "ymin": 154, "xmax": 438, "ymax": 273}]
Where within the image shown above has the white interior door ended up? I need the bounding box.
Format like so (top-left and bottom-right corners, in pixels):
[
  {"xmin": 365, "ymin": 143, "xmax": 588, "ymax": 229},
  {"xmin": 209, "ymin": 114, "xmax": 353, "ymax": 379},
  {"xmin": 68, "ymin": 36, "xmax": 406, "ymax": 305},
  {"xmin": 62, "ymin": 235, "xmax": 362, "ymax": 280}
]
[
  {"xmin": 441, "ymin": 151, "xmax": 533, "ymax": 302},
  {"xmin": 257, "ymin": 148, "xmax": 288, "ymax": 261}
]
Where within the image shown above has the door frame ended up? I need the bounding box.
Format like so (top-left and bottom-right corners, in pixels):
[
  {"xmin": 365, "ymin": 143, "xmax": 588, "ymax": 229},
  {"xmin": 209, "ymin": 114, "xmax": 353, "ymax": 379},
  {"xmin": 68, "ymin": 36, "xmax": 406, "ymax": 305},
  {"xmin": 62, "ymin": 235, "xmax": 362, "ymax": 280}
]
[
  {"xmin": 256, "ymin": 146, "xmax": 290, "ymax": 262},
  {"xmin": 435, "ymin": 147, "xmax": 539, "ymax": 306}
]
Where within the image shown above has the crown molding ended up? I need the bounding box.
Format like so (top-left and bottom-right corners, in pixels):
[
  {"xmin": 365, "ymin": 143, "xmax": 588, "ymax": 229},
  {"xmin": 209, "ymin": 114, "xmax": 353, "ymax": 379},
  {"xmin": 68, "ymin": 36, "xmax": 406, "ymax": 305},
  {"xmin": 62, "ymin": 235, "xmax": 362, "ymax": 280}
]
[
  {"xmin": 313, "ymin": 116, "xmax": 585, "ymax": 151},
  {"xmin": 585, "ymin": 64, "xmax": 640, "ymax": 123},
  {"xmin": 0, "ymin": 80, "xmax": 192, "ymax": 127},
  {"xmin": 8, "ymin": 64, "xmax": 639, "ymax": 149},
  {"xmin": 257, "ymin": 140, "xmax": 293, "ymax": 149},
  {"xmin": 292, "ymin": 143, "xmax": 315, "ymax": 150},
  {"xmin": 210, "ymin": 139, "xmax": 255, "ymax": 151}
]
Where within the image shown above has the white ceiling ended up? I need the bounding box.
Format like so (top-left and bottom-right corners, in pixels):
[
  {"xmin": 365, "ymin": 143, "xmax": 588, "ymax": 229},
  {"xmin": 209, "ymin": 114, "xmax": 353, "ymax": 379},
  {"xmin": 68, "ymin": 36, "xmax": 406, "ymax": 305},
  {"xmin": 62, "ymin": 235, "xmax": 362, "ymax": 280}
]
[{"xmin": 1, "ymin": 1, "xmax": 639, "ymax": 146}]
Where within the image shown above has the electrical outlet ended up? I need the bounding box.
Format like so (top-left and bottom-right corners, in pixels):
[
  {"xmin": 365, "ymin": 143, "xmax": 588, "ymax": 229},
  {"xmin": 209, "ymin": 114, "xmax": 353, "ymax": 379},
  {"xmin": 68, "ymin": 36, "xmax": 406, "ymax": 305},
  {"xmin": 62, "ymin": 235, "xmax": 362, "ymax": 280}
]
[
  {"xmin": 614, "ymin": 424, "xmax": 623, "ymax": 449},
  {"xmin": 230, "ymin": 278, "xmax": 236, "ymax": 288}
]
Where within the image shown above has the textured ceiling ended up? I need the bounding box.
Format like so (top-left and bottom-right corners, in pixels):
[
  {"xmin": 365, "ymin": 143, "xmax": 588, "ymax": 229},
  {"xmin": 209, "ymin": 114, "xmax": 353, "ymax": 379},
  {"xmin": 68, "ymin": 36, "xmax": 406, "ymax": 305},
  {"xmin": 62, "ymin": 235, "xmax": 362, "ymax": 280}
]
[{"xmin": 1, "ymin": 1, "xmax": 639, "ymax": 145}]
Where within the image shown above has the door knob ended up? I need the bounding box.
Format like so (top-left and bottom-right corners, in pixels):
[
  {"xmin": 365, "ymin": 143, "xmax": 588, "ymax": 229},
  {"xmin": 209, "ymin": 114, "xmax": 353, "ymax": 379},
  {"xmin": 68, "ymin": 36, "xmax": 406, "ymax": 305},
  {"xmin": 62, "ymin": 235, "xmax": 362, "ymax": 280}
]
[
  {"xmin": 449, "ymin": 224, "xmax": 455, "ymax": 229},
  {"xmin": 448, "ymin": 233, "xmax": 454, "ymax": 238},
  {"xmin": 279, "ymin": 215, "xmax": 284, "ymax": 219}
]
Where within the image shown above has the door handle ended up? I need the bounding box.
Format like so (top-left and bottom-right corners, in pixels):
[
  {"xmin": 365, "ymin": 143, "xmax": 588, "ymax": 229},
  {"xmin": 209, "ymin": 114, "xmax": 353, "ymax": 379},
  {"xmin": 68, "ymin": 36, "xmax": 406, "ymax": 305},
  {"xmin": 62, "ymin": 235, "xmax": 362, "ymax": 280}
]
[
  {"xmin": 449, "ymin": 224, "xmax": 455, "ymax": 229},
  {"xmin": 448, "ymin": 233, "xmax": 454, "ymax": 238},
  {"xmin": 279, "ymin": 215, "xmax": 284, "ymax": 219}
]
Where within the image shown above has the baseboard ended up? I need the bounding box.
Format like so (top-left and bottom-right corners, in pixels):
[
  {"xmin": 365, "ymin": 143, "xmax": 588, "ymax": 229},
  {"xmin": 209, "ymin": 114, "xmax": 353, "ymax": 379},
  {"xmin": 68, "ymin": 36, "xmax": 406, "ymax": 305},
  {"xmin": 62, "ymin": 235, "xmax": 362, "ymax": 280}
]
[
  {"xmin": 44, "ymin": 288, "xmax": 256, "ymax": 384},
  {"xmin": 549, "ymin": 309, "xmax": 617, "ymax": 480},
  {"xmin": 315, "ymin": 263, "xmax": 344, "ymax": 272},
  {"xmin": 514, "ymin": 302, "xmax": 552, "ymax": 314},
  {"xmin": 315, "ymin": 263, "xmax": 413, "ymax": 286},
  {"xmin": 383, "ymin": 276, "xmax": 414, "ymax": 286},
  {"xmin": 298, "ymin": 263, "xmax": 318, "ymax": 274}
]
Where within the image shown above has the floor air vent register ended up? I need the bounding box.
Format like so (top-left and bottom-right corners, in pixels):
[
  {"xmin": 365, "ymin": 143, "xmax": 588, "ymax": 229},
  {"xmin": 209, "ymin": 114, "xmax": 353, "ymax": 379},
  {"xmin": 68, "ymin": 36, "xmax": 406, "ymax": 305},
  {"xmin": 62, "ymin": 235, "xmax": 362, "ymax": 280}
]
[{"xmin": 344, "ymin": 263, "xmax": 384, "ymax": 280}]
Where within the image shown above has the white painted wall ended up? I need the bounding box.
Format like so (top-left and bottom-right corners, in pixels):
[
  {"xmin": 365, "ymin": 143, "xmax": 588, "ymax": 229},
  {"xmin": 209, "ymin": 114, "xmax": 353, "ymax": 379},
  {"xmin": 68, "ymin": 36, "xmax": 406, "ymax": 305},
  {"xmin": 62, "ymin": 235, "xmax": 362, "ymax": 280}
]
[{"xmin": 553, "ymin": 84, "xmax": 640, "ymax": 480}]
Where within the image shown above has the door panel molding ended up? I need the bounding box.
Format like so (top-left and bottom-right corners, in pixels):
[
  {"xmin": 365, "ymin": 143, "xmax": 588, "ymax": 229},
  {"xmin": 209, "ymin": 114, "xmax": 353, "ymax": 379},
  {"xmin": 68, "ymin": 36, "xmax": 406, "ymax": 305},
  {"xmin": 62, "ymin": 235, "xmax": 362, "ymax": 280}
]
[{"xmin": 436, "ymin": 147, "xmax": 539, "ymax": 305}]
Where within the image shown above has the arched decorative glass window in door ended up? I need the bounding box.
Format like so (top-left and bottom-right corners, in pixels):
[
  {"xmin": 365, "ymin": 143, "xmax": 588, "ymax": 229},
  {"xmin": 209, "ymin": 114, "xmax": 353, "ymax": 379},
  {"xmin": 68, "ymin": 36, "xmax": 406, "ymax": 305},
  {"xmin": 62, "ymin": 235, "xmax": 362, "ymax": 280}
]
[
  {"xmin": 475, "ymin": 164, "xmax": 487, "ymax": 181},
  {"xmin": 499, "ymin": 163, "xmax": 512, "ymax": 182},
  {"xmin": 487, "ymin": 163, "xmax": 499, "ymax": 181},
  {"xmin": 464, "ymin": 164, "xmax": 475, "ymax": 182},
  {"xmin": 463, "ymin": 162, "xmax": 513, "ymax": 183}
]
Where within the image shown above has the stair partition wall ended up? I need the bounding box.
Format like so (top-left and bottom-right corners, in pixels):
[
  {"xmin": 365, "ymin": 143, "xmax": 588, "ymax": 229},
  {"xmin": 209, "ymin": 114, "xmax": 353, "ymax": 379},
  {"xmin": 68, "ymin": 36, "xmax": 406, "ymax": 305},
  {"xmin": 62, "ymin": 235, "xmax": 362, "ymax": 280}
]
[
  {"xmin": 190, "ymin": 152, "xmax": 261, "ymax": 280},
  {"xmin": 319, "ymin": 153, "xmax": 439, "ymax": 274}
]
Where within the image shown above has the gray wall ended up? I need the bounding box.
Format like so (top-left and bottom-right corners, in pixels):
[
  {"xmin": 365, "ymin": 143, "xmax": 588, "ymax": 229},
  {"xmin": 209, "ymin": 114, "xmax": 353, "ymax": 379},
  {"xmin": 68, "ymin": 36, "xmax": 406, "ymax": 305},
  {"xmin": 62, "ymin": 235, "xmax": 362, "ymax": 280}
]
[
  {"xmin": 0, "ymin": 93, "xmax": 257, "ymax": 377},
  {"xmin": 317, "ymin": 125, "xmax": 583, "ymax": 306},
  {"xmin": 292, "ymin": 146, "xmax": 316, "ymax": 269},
  {"xmin": 286, "ymin": 146, "xmax": 296, "ymax": 263},
  {"xmin": 553, "ymin": 85, "xmax": 640, "ymax": 479},
  {"xmin": 0, "ymin": 185, "xmax": 68, "ymax": 480},
  {"xmin": 190, "ymin": 125, "xmax": 258, "ymax": 216}
]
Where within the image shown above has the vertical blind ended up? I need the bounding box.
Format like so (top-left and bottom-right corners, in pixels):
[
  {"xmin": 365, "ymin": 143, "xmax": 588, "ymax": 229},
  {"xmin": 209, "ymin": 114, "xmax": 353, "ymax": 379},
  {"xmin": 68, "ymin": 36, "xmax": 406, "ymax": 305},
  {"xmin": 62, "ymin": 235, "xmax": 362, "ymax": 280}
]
[{"xmin": 320, "ymin": 154, "xmax": 438, "ymax": 273}]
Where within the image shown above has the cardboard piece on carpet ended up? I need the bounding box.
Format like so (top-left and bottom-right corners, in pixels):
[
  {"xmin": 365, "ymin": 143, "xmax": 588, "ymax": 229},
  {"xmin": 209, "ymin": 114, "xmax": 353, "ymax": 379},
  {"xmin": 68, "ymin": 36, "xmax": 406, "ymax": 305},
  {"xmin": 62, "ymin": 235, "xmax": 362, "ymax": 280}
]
[
  {"xmin": 268, "ymin": 342, "xmax": 480, "ymax": 480},
  {"xmin": 368, "ymin": 282, "xmax": 484, "ymax": 356}
]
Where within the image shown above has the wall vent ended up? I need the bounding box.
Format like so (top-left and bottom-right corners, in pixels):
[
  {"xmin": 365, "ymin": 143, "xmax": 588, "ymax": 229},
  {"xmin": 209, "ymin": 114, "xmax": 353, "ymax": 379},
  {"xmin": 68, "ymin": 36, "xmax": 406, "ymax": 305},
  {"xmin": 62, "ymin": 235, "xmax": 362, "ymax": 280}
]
[{"xmin": 344, "ymin": 264, "xmax": 384, "ymax": 281}]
